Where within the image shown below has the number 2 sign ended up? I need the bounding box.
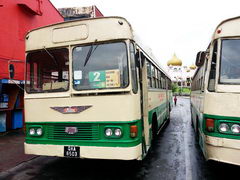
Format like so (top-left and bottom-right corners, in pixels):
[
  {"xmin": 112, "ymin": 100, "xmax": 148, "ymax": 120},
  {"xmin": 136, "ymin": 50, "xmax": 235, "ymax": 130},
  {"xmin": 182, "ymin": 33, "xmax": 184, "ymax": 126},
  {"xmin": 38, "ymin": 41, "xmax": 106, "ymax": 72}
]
[{"xmin": 89, "ymin": 71, "xmax": 106, "ymax": 82}]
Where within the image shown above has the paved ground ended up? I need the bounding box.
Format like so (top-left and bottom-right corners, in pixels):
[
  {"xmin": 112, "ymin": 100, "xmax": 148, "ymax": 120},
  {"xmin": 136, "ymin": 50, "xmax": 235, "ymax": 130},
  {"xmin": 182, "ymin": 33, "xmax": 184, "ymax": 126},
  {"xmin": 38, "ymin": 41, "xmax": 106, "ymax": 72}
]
[
  {"xmin": 1, "ymin": 97, "xmax": 240, "ymax": 180},
  {"xmin": 0, "ymin": 129, "xmax": 35, "ymax": 172}
]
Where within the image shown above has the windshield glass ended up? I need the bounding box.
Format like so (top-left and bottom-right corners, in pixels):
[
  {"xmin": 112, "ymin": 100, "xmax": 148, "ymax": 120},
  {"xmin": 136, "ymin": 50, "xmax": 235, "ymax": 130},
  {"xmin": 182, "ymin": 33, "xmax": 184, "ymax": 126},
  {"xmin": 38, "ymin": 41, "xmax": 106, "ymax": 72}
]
[
  {"xmin": 220, "ymin": 39, "xmax": 240, "ymax": 84},
  {"xmin": 73, "ymin": 42, "xmax": 128, "ymax": 90},
  {"xmin": 26, "ymin": 48, "xmax": 69, "ymax": 93}
]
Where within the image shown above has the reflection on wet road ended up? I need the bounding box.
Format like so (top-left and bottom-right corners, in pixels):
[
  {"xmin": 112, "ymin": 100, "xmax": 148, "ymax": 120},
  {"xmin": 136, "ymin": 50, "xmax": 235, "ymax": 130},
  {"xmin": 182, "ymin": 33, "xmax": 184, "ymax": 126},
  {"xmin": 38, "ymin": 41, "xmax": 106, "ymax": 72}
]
[{"xmin": 1, "ymin": 97, "xmax": 240, "ymax": 180}]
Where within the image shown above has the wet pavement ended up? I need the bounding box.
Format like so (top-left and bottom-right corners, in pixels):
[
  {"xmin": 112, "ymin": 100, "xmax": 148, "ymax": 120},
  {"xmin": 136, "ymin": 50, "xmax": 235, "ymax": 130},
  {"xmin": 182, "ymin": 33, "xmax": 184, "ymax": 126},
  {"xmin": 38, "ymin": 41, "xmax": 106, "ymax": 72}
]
[
  {"xmin": 1, "ymin": 97, "xmax": 240, "ymax": 180},
  {"xmin": 0, "ymin": 129, "xmax": 35, "ymax": 172}
]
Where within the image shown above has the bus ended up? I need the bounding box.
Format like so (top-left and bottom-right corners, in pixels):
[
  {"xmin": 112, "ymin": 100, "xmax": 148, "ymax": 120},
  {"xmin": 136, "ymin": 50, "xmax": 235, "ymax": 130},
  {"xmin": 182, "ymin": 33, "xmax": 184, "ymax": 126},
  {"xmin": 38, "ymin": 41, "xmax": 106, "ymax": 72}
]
[
  {"xmin": 191, "ymin": 16, "xmax": 240, "ymax": 165},
  {"xmin": 24, "ymin": 17, "xmax": 172, "ymax": 160}
]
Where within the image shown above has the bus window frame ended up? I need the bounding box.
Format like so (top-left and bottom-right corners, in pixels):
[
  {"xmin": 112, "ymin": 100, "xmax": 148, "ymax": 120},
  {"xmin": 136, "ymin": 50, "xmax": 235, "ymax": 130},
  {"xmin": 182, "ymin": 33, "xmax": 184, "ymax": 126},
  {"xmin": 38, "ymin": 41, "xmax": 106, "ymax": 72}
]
[
  {"xmin": 25, "ymin": 47, "xmax": 70, "ymax": 94},
  {"xmin": 71, "ymin": 40, "xmax": 130, "ymax": 91},
  {"xmin": 207, "ymin": 40, "xmax": 219, "ymax": 92},
  {"xmin": 129, "ymin": 41, "xmax": 138, "ymax": 94},
  {"xmin": 218, "ymin": 38, "xmax": 240, "ymax": 85}
]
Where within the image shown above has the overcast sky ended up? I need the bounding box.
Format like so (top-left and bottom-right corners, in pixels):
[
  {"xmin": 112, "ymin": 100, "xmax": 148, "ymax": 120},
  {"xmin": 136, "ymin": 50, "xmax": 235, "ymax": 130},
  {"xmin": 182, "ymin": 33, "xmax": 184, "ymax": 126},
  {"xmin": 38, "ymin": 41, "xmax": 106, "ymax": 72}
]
[{"xmin": 50, "ymin": 0, "xmax": 240, "ymax": 68}]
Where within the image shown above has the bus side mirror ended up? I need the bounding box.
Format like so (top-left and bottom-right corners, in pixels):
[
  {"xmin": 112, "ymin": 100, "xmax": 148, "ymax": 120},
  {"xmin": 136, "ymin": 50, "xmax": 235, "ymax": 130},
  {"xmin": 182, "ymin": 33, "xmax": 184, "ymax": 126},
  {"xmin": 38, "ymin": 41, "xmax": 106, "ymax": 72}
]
[{"xmin": 195, "ymin": 51, "xmax": 206, "ymax": 67}]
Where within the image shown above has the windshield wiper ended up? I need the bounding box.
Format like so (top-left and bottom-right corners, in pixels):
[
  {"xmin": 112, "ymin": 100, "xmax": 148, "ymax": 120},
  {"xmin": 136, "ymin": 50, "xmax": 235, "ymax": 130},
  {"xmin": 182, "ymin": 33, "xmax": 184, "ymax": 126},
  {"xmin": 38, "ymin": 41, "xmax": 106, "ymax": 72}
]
[
  {"xmin": 43, "ymin": 47, "xmax": 58, "ymax": 67},
  {"xmin": 83, "ymin": 41, "xmax": 99, "ymax": 67},
  {"xmin": 83, "ymin": 45, "xmax": 94, "ymax": 67}
]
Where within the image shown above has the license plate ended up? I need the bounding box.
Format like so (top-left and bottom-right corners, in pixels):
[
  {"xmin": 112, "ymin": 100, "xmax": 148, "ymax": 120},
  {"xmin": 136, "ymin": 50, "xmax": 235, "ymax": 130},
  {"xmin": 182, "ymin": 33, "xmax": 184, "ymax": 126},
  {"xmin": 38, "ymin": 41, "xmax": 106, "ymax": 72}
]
[{"xmin": 64, "ymin": 146, "xmax": 80, "ymax": 158}]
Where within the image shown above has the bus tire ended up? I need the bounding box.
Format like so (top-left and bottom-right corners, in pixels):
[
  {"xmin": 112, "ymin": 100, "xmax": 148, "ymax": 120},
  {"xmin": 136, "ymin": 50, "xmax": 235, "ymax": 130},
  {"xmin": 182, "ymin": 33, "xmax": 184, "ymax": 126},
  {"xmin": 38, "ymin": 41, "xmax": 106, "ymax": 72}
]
[
  {"xmin": 152, "ymin": 114, "xmax": 158, "ymax": 141},
  {"xmin": 168, "ymin": 103, "xmax": 171, "ymax": 121},
  {"xmin": 190, "ymin": 106, "xmax": 194, "ymax": 127},
  {"xmin": 195, "ymin": 117, "xmax": 200, "ymax": 141},
  {"xmin": 166, "ymin": 105, "xmax": 171, "ymax": 125}
]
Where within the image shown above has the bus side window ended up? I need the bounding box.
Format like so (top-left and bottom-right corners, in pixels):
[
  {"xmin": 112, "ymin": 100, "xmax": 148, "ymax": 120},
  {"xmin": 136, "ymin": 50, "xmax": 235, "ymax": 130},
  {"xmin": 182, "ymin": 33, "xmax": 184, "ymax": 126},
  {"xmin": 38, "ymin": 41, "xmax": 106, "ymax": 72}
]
[
  {"xmin": 147, "ymin": 61, "xmax": 152, "ymax": 88},
  {"xmin": 30, "ymin": 63, "xmax": 34, "ymax": 90},
  {"xmin": 130, "ymin": 43, "xmax": 138, "ymax": 94},
  {"xmin": 208, "ymin": 41, "xmax": 217, "ymax": 91},
  {"xmin": 157, "ymin": 70, "xmax": 161, "ymax": 89},
  {"xmin": 201, "ymin": 56, "xmax": 208, "ymax": 91},
  {"xmin": 151, "ymin": 66, "xmax": 156, "ymax": 88},
  {"xmin": 161, "ymin": 74, "xmax": 166, "ymax": 89},
  {"xmin": 161, "ymin": 73, "xmax": 165, "ymax": 89}
]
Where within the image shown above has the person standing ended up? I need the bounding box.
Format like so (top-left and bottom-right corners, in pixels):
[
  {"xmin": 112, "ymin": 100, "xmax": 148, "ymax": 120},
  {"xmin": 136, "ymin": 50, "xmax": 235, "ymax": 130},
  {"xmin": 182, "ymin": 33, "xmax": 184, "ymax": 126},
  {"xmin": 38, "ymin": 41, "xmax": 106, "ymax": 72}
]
[{"xmin": 174, "ymin": 95, "xmax": 177, "ymax": 106}]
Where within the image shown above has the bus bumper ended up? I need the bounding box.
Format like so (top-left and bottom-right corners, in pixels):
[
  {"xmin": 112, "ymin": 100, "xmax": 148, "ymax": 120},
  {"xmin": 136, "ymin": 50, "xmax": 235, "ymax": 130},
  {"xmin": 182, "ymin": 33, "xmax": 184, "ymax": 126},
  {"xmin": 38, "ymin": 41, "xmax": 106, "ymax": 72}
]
[
  {"xmin": 24, "ymin": 143, "xmax": 142, "ymax": 160},
  {"xmin": 205, "ymin": 135, "xmax": 240, "ymax": 165}
]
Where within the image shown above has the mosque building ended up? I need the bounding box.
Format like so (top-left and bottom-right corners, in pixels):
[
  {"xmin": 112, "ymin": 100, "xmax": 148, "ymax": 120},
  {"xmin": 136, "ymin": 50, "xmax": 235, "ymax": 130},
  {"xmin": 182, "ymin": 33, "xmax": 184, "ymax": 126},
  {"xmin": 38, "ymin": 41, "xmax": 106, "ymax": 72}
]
[{"xmin": 167, "ymin": 54, "xmax": 196, "ymax": 88}]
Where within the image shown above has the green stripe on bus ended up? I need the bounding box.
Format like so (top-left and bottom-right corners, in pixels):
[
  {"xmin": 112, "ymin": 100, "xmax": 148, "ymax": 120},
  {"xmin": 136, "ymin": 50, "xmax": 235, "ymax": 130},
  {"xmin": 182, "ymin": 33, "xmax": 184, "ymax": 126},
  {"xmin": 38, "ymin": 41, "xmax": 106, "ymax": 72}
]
[
  {"xmin": 191, "ymin": 104, "xmax": 240, "ymax": 140},
  {"xmin": 25, "ymin": 139, "xmax": 141, "ymax": 147},
  {"xmin": 25, "ymin": 119, "xmax": 142, "ymax": 147},
  {"xmin": 204, "ymin": 114, "xmax": 240, "ymax": 121},
  {"xmin": 25, "ymin": 119, "xmax": 141, "ymax": 124},
  {"xmin": 203, "ymin": 114, "xmax": 240, "ymax": 140},
  {"xmin": 148, "ymin": 101, "xmax": 168, "ymax": 126}
]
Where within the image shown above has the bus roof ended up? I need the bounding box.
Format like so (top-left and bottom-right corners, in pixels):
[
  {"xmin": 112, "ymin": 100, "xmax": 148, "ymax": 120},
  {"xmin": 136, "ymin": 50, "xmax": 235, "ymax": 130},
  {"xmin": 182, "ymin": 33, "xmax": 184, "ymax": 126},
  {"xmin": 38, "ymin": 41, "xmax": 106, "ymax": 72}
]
[
  {"xmin": 26, "ymin": 16, "xmax": 170, "ymax": 79},
  {"xmin": 26, "ymin": 16, "xmax": 133, "ymax": 51},
  {"xmin": 26, "ymin": 16, "xmax": 132, "ymax": 35},
  {"xmin": 213, "ymin": 16, "xmax": 240, "ymax": 40}
]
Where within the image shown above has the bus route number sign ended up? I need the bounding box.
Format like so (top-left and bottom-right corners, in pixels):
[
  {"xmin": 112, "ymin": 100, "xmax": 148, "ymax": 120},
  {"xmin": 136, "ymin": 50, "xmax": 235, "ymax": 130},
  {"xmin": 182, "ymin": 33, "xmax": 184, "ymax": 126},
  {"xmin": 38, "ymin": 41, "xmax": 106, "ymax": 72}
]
[
  {"xmin": 89, "ymin": 69, "xmax": 120, "ymax": 88},
  {"xmin": 64, "ymin": 146, "xmax": 80, "ymax": 158}
]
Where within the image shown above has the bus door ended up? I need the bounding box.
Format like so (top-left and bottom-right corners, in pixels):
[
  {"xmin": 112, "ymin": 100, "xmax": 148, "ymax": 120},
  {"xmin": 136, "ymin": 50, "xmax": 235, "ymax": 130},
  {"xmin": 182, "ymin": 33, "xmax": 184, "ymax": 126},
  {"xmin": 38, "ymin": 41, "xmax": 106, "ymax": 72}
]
[{"xmin": 137, "ymin": 51, "xmax": 151, "ymax": 152}]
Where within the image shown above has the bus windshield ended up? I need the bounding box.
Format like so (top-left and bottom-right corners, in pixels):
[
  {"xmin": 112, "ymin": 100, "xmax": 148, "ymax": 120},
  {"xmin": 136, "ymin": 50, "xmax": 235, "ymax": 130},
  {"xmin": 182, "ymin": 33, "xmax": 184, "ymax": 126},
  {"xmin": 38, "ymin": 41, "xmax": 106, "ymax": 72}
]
[
  {"xmin": 72, "ymin": 42, "xmax": 128, "ymax": 90},
  {"xmin": 26, "ymin": 48, "xmax": 69, "ymax": 93},
  {"xmin": 220, "ymin": 39, "xmax": 240, "ymax": 84}
]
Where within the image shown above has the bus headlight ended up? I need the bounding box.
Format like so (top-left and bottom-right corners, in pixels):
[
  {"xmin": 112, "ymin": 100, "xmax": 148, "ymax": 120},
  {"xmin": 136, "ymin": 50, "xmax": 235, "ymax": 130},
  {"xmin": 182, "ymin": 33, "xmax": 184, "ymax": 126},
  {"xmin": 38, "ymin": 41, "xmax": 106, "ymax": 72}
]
[
  {"xmin": 231, "ymin": 124, "xmax": 240, "ymax": 133},
  {"xmin": 36, "ymin": 128, "xmax": 43, "ymax": 136},
  {"xmin": 219, "ymin": 123, "xmax": 229, "ymax": 132},
  {"xmin": 114, "ymin": 128, "xmax": 122, "ymax": 137},
  {"xmin": 105, "ymin": 128, "xmax": 113, "ymax": 137},
  {"xmin": 29, "ymin": 128, "xmax": 35, "ymax": 135}
]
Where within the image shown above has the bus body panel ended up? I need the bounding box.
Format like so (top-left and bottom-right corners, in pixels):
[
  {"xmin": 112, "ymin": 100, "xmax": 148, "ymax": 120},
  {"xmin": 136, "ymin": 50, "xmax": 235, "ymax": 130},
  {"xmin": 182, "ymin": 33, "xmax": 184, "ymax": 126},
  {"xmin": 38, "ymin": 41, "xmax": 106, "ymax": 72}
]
[
  {"xmin": 213, "ymin": 17, "xmax": 240, "ymax": 39},
  {"xmin": 25, "ymin": 143, "xmax": 142, "ymax": 160},
  {"xmin": 148, "ymin": 90, "xmax": 168, "ymax": 128},
  {"xmin": 190, "ymin": 89, "xmax": 204, "ymax": 133},
  {"xmin": 204, "ymin": 92, "xmax": 240, "ymax": 117},
  {"xmin": 204, "ymin": 135, "xmax": 240, "ymax": 166},
  {"xmin": 25, "ymin": 94, "xmax": 141, "ymax": 123}
]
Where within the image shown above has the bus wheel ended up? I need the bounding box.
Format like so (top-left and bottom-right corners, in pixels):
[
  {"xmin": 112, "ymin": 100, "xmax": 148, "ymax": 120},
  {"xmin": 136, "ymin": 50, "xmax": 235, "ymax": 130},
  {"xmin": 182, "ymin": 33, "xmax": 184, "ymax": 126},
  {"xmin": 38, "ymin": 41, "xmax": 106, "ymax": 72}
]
[
  {"xmin": 190, "ymin": 106, "xmax": 194, "ymax": 127},
  {"xmin": 152, "ymin": 114, "xmax": 158, "ymax": 141},
  {"xmin": 167, "ymin": 103, "xmax": 171, "ymax": 123},
  {"xmin": 195, "ymin": 117, "xmax": 200, "ymax": 141}
]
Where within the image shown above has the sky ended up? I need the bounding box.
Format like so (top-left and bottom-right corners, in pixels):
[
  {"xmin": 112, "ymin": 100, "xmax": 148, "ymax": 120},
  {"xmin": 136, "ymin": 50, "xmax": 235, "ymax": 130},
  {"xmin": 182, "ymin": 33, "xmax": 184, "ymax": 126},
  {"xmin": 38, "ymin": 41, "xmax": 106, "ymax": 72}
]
[{"xmin": 50, "ymin": 0, "xmax": 240, "ymax": 68}]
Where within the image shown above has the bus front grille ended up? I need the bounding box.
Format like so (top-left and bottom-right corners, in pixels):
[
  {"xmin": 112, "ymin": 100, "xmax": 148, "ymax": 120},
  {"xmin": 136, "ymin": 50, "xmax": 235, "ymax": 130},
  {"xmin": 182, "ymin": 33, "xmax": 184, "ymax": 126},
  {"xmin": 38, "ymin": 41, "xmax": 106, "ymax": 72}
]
[{"xmin": 47, "ymin": 124, "xmax": 100, "ymax": 140}]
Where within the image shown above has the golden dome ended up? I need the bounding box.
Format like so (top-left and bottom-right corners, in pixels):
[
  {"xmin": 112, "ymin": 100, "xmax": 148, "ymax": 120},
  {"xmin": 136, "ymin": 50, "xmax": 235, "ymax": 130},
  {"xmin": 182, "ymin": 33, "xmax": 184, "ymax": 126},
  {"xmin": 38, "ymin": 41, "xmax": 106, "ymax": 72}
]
[
  {"xmin": 189, "ymin": 64, "xmax": 196, "ymax": 70},
  {"xmin": 167, "ymin": 54, "xmax": 182, "ymax": 66}
]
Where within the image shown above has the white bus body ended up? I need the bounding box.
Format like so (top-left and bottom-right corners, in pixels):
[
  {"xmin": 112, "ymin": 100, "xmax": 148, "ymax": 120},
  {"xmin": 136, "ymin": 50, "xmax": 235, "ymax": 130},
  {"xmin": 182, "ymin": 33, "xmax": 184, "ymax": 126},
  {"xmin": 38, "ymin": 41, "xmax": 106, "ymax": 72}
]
[
  {"xmin": 191, "ymin": 16, "xmax": 240, "ymax": 165},
  {"xmin": 24, "ymin": 17, "xmax": 172, "ymax": 160}
]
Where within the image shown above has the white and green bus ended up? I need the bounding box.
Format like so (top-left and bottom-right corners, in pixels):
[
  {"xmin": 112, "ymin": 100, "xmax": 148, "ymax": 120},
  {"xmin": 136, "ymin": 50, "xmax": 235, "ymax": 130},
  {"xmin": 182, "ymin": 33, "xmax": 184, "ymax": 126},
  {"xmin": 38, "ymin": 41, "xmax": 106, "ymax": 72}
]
[
  {"xmin": 191, "ymin": 16, "xmax": 240, "ymax": 165},
  {"xmin": 24, "ymin": 17, "xmax": 172, "ymax": 160}
]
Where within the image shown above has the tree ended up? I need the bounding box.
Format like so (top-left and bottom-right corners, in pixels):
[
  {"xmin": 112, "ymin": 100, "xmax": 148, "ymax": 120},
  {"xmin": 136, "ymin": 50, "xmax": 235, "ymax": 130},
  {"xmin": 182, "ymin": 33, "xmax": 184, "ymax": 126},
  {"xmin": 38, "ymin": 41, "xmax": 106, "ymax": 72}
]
[{"xmin": 172, "ymin": 83, "xmax": 178, "ymax": 93}]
